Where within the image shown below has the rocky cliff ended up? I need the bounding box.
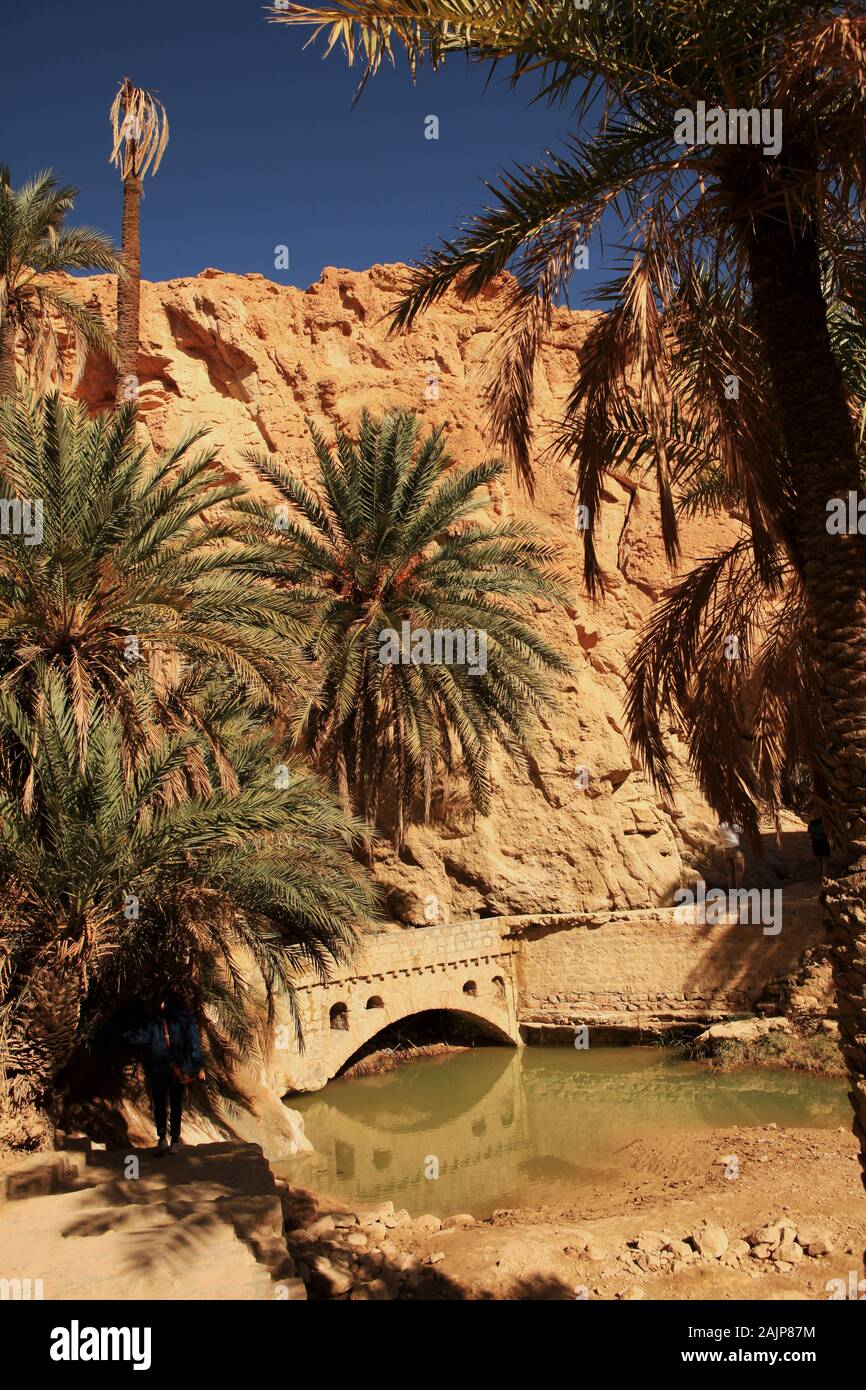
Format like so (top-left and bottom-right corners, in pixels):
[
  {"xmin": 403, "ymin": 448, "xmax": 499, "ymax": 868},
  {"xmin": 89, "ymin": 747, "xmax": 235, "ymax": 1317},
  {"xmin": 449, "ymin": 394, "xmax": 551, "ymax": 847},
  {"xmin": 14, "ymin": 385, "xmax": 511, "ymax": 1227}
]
[{"xmin": 58, "ymin": 261, "xmax": 741, "ymax": 921}]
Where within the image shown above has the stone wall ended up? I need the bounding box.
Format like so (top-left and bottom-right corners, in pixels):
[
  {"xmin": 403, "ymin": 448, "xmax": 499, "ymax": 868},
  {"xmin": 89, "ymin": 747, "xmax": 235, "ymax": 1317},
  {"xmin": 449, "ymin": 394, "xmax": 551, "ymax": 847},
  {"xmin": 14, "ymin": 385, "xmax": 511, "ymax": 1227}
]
[
  {"xmin": 268, "ymin": 887, "xmax": 828, "ymax": 1091},
  {"xmin": 514, "ymin": 888, "xmax": 828, "ymax": 1028}
]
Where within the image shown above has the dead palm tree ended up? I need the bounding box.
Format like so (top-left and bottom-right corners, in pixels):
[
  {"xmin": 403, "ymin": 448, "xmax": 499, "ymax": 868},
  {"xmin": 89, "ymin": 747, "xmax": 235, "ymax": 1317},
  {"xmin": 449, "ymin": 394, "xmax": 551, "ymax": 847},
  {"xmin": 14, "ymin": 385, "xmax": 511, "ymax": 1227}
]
[
  {"xmin": 274, "ymin": 2, "xmax": 866, "ymax": 1189},
  {"xmin": 109, "ymin": 78, "xmax": 169, "ymax": 406}
]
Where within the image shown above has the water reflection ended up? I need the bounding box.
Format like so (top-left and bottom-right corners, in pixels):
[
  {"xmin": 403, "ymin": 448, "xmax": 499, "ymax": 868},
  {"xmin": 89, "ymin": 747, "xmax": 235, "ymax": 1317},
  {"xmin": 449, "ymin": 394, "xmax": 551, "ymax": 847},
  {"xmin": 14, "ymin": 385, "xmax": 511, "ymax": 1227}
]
[{"xmin": 277, "ymin": 1046, "xmax": 848, "ymax": 1219}]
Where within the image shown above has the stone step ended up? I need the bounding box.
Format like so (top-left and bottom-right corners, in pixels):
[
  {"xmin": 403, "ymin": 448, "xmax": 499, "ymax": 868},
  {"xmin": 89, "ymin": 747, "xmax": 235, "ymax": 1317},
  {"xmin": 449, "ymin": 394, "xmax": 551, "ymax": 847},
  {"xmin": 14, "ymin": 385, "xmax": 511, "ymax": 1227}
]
[{"xmin": 0, "ymin": 1150, "xmax": 88, "ymax": 1208}]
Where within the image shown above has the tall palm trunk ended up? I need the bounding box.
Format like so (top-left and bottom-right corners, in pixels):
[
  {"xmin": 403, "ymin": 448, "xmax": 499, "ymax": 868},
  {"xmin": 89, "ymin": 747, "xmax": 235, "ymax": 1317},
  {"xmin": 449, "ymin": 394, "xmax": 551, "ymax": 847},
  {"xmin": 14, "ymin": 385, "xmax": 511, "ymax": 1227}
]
[
  {"xmin": 748, "ymin": 209, "xmax": 866, "ymax": 1198},
  {"xmin": 116, "ymin": 174, "xmax": 142, "ymax": 405},
  {"xmin": 0, "ymin": 317, "xmax": 18, "ymax": 397},
  {"xmin": 0, "ymin": 318, "xmax": 17, "ymax": 467}
]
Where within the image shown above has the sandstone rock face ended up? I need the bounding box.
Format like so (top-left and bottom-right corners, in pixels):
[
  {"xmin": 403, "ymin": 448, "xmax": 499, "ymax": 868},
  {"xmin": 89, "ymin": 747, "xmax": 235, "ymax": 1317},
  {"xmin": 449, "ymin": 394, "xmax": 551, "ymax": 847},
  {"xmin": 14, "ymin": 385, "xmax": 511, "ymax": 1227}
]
[{"xmin": 57, "ymin": 263, "xmax": 742, "ymax": 919}]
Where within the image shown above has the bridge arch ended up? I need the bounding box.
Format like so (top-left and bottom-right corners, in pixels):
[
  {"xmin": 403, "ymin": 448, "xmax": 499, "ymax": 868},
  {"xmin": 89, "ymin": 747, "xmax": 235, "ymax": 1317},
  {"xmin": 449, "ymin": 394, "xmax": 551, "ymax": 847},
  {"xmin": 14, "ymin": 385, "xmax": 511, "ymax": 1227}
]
[
  {"xmin": 334, "ymin": 1005, "xmax": 517, "ymax": 1080},
  {"xmin": 272, "ymin": 923, "xmax": 522, "ymax": 1094}
]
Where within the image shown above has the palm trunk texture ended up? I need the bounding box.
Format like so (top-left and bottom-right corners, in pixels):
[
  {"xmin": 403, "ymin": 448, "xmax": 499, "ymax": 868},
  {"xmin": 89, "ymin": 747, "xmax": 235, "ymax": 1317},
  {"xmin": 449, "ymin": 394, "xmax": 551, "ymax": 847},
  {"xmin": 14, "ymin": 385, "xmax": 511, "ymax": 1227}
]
[
  {"xmin": 749, "ymin": 209, "xmax": 866, "ymax": 1206},
  {"xmin": 116, "ymin": 175, "xmax": 142, "ymax": 406},
  {"xmin": 0, "ymin": 317, "xmax": 18, "ymax": 398}
]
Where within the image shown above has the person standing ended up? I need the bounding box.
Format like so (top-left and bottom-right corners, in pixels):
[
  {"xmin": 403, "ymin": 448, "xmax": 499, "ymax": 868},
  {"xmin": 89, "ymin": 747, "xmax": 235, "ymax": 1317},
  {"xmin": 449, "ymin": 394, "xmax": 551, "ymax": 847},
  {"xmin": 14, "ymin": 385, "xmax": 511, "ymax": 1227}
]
[
  {"xmin": 125, "ymin": 992, "xmax": 205, "ymax": 1154},
  {"xmin": 807, "ymin": 813, "xmax": 832, "ymax": 882},
  {"xmin": 718, "ymin": 820, "xmax": 745, "ymax": 891}
]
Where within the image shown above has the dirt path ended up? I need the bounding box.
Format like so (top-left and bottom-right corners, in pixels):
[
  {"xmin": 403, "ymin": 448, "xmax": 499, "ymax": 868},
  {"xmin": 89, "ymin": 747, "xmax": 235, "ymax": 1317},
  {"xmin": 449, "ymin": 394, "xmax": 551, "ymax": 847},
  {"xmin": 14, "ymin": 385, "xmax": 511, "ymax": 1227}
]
[{"xmin": 0, "ymin": 1142, "xmax": 303, "ymax": 1301}]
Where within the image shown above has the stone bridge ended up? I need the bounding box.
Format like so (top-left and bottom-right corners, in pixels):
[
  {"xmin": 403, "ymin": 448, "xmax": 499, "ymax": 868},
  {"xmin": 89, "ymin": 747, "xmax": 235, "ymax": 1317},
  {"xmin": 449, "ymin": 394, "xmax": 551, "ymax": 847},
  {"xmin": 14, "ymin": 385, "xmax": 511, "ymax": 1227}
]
[
  {"xmin": 269, "ymin": 920, "xmax": 521, "ymax": 1094},
  {"xmin": 269, "ymin": 887, "xmax": 828, "ymax": 1094}
]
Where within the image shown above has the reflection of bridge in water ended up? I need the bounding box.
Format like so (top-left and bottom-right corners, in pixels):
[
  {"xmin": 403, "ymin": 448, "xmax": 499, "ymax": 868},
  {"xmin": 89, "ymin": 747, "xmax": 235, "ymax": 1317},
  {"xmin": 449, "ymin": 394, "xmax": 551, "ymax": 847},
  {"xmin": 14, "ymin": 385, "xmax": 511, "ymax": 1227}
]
[
  {"xmin": 281, "ymin": 1049, "xmax": 847, "ymax": 1215},
  {"xmin": 283, "ymin": 1050, "xmax": 535, "ymax": 1212}
]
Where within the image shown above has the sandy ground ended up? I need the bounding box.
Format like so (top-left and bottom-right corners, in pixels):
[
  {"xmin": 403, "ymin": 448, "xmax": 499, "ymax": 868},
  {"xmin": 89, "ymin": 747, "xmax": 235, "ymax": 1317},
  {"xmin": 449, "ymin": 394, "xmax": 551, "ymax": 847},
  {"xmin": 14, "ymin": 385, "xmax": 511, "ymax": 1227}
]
[
  {"xmin": 0, "ymin": 1143, "xmax": 288, "ymax": 1301},
  {"xmin": 297, "ymin": 1122, "xmax": 866, "ymax": 1300},
  {"xmin": 2, "ymin": 1124, "xmax": 864, "ymax": 1300}
]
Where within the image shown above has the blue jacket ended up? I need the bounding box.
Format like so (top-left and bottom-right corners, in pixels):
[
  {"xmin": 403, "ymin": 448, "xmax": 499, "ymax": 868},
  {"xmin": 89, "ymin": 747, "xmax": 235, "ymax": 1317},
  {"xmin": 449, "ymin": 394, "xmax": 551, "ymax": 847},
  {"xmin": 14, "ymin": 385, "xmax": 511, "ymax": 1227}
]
[{"xmin": 125, "ymin": 1009, "xmax": 204, "ymax": 1076}]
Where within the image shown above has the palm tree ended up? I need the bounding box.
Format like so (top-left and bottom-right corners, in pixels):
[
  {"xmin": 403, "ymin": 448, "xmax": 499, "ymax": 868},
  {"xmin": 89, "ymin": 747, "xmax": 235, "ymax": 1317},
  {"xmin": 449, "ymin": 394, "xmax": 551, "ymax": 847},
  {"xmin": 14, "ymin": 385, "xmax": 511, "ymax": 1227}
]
[
  {"xmin": 0, "ymin": 390, "xmax": 306, "ymax": 791},
  {"xmin": 621, "ymin": 277, "xmax": 866, "ymax": 839},
  {"xmin": 0, "ymin": 673, "xmax": 376, "ymax": 1116},
  {"xmin": 274, "ymin": 0, "xmax": 866, "ymax": 1190},
  {"xmin": 0, "ymin": 167, "xmax": 120, "ymax": 397},
  {"xmin": 109, "ymin": 78, "xmax": 168, "ymax": 406},
  {"xmin": 235, "ymin": 409, "xmax": 570, "ymax": 845}
]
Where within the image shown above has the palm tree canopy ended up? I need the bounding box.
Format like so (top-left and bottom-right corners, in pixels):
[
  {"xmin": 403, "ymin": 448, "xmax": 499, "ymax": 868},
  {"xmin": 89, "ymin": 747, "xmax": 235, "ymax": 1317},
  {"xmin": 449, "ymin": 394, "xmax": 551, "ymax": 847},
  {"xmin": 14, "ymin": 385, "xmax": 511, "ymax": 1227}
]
[
  {"xmin": 0, "ymin": 390, "xmax": 308, "ymax": 793},
  {"xmin": 0, "ymin": 166, "xmax": 122, "ymax": 385},
  {"xmin": 0, "ymin": 672, "xmax": 377, "ymax": 1110},
  {"xmin": 272, "ymin": 1, "xmax": 866, "ymax": 497},
  {"xmin": 234, "ymin": 408, "xmax": 571, "ymax": 844},
  {"xmin": 109, "ymin": 78, "xmax": 169, "ymax": 181},
  {"xmin": 273, "ymin": 0, "xmax": 866, "ymax": 832},
  {"xmin": 621, "ymin": 278, "xmax": 866, "ymax": 842}
]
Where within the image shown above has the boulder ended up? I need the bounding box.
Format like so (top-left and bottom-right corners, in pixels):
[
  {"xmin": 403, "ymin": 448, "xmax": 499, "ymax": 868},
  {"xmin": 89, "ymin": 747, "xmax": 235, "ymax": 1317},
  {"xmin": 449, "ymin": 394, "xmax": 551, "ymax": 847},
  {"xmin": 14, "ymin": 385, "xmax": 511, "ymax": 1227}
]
[
  {"xmin": 806, "ymin": 1237, "xmax": 833, "ymax": 1257},
  {"xmin": 665, "ymin": 1240, "xmax": 695, "ymax": 1262},
  {"xmin": 351, "ymin": 1278, "xmax": 391, "ymax": 1300},
  {"xmin": 362, "ymin": 1220, "xmax": 389, "ymax": 1240},
  {"xmin": 794, "ymin": 1224, "xmax": 832, "ymax": 1250},
  {"xmin": 691, "ymin": 1225, "xmax": 728, "ymax": 1259},
  {"xmin": 695, "ymin": 1018, "xmax": 793, "ymax": 1048},
  {"xmin": 303, "ymin": 1215, "xmax": 336, "ymax": 1238},
  {"xmin": 635, "ymin": 1231, "xmax": 667, "ymax": 1255},
  {"xmin": 747, "ymin": 1225, "xmax": 782, "ymax": 1248},
  {"xmin": 414, "ymin": 1214, "xmax": 443, "ymax": 1234},
  {"xmin": 310, "ymin": 1255, "xmax": 354, "ymax": 1298}
]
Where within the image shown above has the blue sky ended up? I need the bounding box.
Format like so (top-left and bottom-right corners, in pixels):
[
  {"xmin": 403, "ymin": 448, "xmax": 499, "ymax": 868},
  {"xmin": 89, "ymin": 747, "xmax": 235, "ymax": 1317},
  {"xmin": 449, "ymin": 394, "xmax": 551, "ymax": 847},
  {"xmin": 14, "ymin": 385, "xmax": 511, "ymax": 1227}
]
[{"xmin": 4, "ymin": 0, "xmax": 615, "ymax": 302}]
